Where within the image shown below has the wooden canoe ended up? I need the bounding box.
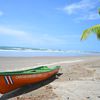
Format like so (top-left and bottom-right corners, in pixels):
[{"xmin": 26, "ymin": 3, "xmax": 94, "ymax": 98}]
[{"xmin": 0, "ymin": 66, "xmax": 60, "ymax": 94}]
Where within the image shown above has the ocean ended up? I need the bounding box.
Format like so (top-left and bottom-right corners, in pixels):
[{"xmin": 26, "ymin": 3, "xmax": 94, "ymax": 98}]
[{"xmin": 0, "ymin": 46, "xmax": 100, "ymax": 57}]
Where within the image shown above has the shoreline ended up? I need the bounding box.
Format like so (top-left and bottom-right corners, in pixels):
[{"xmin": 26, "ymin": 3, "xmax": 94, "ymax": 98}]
[{"xmin": 0, "ymin": 55, "xmax": 98, "ymax": 72}]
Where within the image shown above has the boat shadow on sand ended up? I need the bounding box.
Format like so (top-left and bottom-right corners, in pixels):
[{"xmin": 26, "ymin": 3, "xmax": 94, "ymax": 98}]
[{"xmin": 0, "ymin": 73, "xmax": 62, "ymax": 100}]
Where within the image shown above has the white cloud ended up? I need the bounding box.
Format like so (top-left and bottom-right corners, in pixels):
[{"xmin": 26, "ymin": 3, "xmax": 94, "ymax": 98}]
[
  {"xmin": 62, "ymin": 0, "xmax": 100, "ymax": 20},
  {"xmin": 64, "ymin": 0, "xmax": 96, "ymax": 14},
  {"xmin": 0, "ymin": 26, "xmax": 34, "ymax": 43},
  {"xmin": 77, "ymin": 12, "xmax": 100, "ymax": 20},
  {"xmin": 0, "ymin": 26, "xmax": 29, "ymax": 37},
  {"xmin": 0, "ymin": 26, "xmax": 64, "ymax": 46},
  {"xmin": 0, "ymin": 26, "xmax": 80, "ymax": 48},
  {"xmin": 0, "ymin": 11, "xmax": 3, "ymax": 16}
]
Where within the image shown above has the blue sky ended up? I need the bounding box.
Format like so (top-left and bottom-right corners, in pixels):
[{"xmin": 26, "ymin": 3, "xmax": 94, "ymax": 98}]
[{"xmin": 0, "ymin": 0, "xmax": 100, "ymax": 51}]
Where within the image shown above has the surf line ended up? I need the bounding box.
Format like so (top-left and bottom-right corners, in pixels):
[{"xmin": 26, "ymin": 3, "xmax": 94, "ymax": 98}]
[
  {"xmin": 33, "ymin": 59, "xmax": 83, "ymax": 68},
  {"xmin": 12, "ymin": 59, "xmax": 83, "ymax": 71}
]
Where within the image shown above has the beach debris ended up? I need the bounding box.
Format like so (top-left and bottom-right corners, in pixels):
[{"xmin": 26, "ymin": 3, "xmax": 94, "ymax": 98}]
[
  {"xmin": 97, "ymin": 96, "xmax": 100, "ymax": 98},
  {"xmin": 45, "ymin": 85, "xmax": 52, "ymax": 90},
  {"xmin": 86, "ymin": 96, "xmax": 90, "ymax": 99},
  {"xmin": 67, "ymin": 97, "xmax": 69, "ymax": 100}
]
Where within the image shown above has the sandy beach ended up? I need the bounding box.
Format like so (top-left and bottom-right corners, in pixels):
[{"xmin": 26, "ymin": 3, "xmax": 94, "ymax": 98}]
[{"xmin": 0, "ymin": 56, "xmax": 100, "ymax": 100}]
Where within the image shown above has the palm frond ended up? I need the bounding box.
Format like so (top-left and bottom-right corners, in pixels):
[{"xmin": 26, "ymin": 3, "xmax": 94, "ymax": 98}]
[
  {"xmin": 81, "ymin": 24, "xmax": 100, "ymax": 40},
  {"xmin": 99, "ymin": 8, "xmax": 100, "ymax": 15}
]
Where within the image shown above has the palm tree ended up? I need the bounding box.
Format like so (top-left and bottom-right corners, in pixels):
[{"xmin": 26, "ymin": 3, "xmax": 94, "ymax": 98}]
[
  {"xmin": 81, "ymin": 8, "xmax": 100, "ymax": 40},
  {"xmin": 81, "ymin": 24, "xmax": 100, "ymax": 40},
  {"xmin": 99, "ymin": 8, "xmax": 100, "ymax": 15}
]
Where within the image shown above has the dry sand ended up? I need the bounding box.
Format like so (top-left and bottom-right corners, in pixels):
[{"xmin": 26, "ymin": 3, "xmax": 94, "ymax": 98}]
[{"xmin": 0, "ymin": 56, "xmax": 100, "ymax": 100}]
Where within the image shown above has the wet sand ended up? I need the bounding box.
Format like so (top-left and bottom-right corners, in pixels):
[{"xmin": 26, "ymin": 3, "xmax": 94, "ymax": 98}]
[{"xmin": 0, "ymin": 56, "xmax": 100, "ymax": 100}]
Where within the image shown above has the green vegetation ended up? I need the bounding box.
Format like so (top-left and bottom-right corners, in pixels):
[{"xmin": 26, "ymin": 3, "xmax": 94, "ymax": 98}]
[{"xmin": 81, "ymin": 8, "xmax": 100, "ymax": 40}]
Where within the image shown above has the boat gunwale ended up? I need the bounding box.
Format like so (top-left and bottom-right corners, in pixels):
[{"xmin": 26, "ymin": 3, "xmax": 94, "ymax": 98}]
[{"xmin": 0, "ymin": 66, "xmax": 60, "ymax": 75}]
